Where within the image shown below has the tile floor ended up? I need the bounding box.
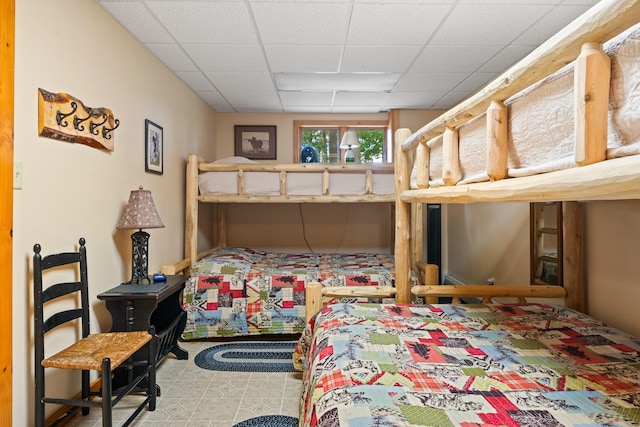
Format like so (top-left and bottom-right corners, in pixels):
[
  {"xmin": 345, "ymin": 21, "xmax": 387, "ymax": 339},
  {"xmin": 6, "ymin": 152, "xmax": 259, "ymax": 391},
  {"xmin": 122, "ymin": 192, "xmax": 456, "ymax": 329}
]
[{"xmin": 63, "ymin": 339, "xmax": 303, "ymax": 427}]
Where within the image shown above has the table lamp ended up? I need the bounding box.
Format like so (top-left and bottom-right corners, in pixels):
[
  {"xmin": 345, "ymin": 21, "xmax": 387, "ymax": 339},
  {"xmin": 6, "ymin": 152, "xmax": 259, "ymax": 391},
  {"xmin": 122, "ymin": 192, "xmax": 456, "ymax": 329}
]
[
  {"xmin": 339, "ymin": 130, "xmax": 359, "ymax": 163},
  {"xmin": 117, "ymin": 186, "xmax": 164, "ymax": 284}
]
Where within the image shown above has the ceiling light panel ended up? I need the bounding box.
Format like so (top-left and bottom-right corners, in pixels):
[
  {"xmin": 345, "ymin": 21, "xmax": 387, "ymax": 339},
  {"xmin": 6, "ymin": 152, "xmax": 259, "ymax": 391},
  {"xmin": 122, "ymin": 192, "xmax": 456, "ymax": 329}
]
[{"xmin": 275, "ymin": 73, "xmax": 400, "ymax": 92}]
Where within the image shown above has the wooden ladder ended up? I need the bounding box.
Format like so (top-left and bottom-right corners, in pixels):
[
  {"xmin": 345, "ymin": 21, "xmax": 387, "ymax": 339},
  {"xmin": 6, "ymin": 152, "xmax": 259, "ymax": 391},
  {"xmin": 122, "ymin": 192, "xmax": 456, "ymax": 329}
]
[{"xmin": 529, "ymin": 201, "xmax": 585, "ymax": 311}]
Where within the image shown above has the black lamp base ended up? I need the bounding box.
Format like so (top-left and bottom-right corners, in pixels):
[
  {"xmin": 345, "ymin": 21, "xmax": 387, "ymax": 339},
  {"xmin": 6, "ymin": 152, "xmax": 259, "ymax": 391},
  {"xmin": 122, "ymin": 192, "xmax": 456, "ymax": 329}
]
[{"xmin": 129, "ymin": 229, "xmax": 151, "ymax": 284}]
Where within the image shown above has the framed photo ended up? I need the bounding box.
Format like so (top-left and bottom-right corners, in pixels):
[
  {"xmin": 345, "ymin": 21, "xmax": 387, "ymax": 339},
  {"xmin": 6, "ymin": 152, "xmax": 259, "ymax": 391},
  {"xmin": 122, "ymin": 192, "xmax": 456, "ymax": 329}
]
[
  {"xmin": 145, "ymin": 119, "xmax": 163, "ymax": 175},
  {"xmin": 234, "ymin": 125, "xmax": 276, "ymax": 160}
]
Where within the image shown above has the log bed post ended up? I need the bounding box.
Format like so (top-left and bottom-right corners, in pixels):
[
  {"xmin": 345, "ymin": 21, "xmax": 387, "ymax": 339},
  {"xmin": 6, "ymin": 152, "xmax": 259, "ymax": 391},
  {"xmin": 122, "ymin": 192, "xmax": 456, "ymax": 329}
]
[
  {"xmin": 185, "ymin": 154, "xmax": 201, "ymax": 265},
  {"xmin": 486, "ymin": 100, "xmax": 508, "ymax": 181},
  {"xmin": 442, "ymin": 128, "xmax": 460, "ymax": 186},
  {"xmin": 575, "ymin": 42, "xmax": 610, "ymax": 166},
  {"xmin": 395, "ymin": 128, "xmax": 413, "ymax": 304}
]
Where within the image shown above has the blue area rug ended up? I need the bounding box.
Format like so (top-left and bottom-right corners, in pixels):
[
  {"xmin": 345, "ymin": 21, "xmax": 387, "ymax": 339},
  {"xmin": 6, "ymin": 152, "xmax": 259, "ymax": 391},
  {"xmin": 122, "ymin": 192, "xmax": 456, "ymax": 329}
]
[
  {"xmin": 232, "ymin": 415, "xmax": 298, "ymax": 427},
  {"xmin": 194, "ymin": 341, "xmax": 297, "ymax": 372}
]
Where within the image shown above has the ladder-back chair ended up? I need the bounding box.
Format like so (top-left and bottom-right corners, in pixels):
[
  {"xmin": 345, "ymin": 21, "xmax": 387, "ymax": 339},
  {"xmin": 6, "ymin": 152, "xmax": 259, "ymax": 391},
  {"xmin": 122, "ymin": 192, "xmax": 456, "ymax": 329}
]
[{"xmin": 33, "ymin": 238, "xmax": 157, "ymax": 427}]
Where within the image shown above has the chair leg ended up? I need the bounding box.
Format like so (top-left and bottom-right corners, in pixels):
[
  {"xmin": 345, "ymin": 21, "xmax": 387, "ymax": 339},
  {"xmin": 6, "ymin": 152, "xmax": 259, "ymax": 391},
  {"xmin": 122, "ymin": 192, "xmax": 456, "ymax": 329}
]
[
  {"xmin": 35, "ymin": 364, "xmax": 44, "ymax": 427},
  {"xmin": 101, "ymin": 358, "xmax": 113, "ymax": 427},
  {"xmin": 148, "ymin": 326, "xmax": 157, "ymax": 411},
  {"xmin": 82, "ymin": 369, "xmax": 90, "ymax": 416}
]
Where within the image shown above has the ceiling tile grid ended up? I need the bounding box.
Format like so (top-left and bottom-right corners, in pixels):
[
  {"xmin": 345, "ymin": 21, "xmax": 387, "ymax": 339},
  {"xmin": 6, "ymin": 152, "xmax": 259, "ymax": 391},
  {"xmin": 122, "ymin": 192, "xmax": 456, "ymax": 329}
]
[{"xmin": 97, "ymin": 0, "xmax": 600, "ymax": 113}]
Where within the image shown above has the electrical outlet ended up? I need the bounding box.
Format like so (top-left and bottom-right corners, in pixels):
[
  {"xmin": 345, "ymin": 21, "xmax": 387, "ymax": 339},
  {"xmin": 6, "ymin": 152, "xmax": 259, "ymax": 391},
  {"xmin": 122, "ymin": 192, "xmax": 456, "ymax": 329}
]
[{"xmin": 13, "ymin": 162, "xmax": 22, "ymax": 190}]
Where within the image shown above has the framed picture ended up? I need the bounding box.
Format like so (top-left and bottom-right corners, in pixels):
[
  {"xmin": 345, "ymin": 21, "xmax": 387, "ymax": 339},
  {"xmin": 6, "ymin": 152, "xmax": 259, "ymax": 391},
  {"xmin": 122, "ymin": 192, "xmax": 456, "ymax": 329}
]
[
  {"xmin": 234, "ymin": 125, "xmax": 277, "ymax": 160},
  {"xmin": 145, "ymin": 119, "xmax": 163, "ymax": 175}
]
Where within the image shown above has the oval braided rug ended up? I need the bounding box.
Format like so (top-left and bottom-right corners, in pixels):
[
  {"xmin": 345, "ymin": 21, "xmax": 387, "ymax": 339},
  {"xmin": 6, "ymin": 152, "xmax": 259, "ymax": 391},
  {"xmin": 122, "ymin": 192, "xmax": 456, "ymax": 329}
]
[
  {"xmin": 194, "ymin": 341, "xmax": 297, "ymax": 372},
  {"xmin": 232, "ymin": 415, "xmax": 298, "ymax": 427}
]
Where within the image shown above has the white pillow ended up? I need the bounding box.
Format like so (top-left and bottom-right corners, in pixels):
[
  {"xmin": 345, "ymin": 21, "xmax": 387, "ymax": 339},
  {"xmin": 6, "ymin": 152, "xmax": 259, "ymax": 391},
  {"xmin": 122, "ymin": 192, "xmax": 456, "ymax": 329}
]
[{"xmin": 213, "ymin": 156, "xmax": 256, "ymax": 163}]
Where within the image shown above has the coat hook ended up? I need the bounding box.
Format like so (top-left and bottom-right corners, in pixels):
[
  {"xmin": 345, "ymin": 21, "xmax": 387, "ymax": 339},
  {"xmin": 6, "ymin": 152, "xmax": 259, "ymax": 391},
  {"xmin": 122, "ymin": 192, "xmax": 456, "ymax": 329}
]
[
  {"xmin": 89, "ymin": 114, "xmax": 108, "ymax": 136},
  {"xmin": 56, "ymin": 101, "xmax": 77, "ymax": 128},
  {"xmin": 102, "ymin": 119, "xmax": 120, "ymax": 140}
]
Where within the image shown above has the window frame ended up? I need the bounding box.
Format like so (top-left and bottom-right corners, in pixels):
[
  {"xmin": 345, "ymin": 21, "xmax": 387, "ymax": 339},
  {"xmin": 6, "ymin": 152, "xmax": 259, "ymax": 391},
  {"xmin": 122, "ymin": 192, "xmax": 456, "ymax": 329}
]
[{"xmin": 293, "ymin": 120, "xmax": 390, "ymax": 164}]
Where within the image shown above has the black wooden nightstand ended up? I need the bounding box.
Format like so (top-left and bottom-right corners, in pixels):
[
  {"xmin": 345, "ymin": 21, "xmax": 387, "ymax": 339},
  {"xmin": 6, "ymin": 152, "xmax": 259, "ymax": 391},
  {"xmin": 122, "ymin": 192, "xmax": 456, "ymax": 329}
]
[{"xmin": 98, "ymin": 274, "xmax": 189, "ymax": 363}]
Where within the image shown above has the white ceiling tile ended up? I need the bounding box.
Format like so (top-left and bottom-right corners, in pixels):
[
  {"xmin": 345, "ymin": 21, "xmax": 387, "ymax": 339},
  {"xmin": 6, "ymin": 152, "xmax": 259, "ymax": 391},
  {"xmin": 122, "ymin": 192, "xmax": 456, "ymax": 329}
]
[
  {"xmin": 333, "ymin": 92, "xmax": 389, "ymax": 106},
  {"xmin": 251, "ymin": 2, "xmax": 352, "ymax": 45},
  {"xmin": 478, "ymin": 45, "xmax": 537, "ymax": 74},
  {"xmin": 332, "ymin": 106, "xmax": 383, "ymax": 113},
  {"xmin": 195, "ymin": 90, "xmax": 234, "ymax": 112},
  {"xmin": 206, "ymin": 72, "xmax": 275, "ymax": 92},
  {"xmin": 279, "ymin": 92, "xmax": 334, "ymax": 106},
  {"xmin": 455, "ymin": 72, "xmax": 495, "ymax": 92},
  {"xmin": 223, "ymin": 90, "xmax": 282, "ymax": 106},
  {"xmin": 99, "ymin": 1, "xmax": 173, "ymax": 43},
  {"xmin": 430, "ymin": 4, "xmax": 554, "ymax": 46},
  {"xmin": 512, "ymin": 5, "xmax": 595, "ymax": 45},
  {"xmin": 147, "ymin": 1, "xmax": 258, "ymax": 44},
  {"xmin": 341, "ymin": 46, "xmax": 422, "ymax": 73},
  {"xmin": 284, "ymin": 106, "xmax": 333, "ymax": 113},
  {"xmin": 347, "ymin": 3, "xmax": 452, "ymax": 45},
  {"xmin": 394, "ymin": 73, "xmax": 468, "ymax": 92},
  {"xmin": 433, "ymin": 90, "xmax": 473, "ymax": 109},
  {"xmin": 184, "ymin": 45, "xmax": 268, "ymax": 72},
  {"xmin": 385, "ymin": 92, "xmax": 443, "ymax": 109},
  {"xmin": 412, "ymin": 46, "xmax": 503, "ymax": 73},
  {"xmin": 145, "ymin": 43, "xmax": 198, "ymax": 72},
  {"xmin": 265, "ymin": 45, "xmax": 343, "ymax": 73},
  {"xmin": 175, "ymin": 71, "xmax": 215, "ymax": 91}
]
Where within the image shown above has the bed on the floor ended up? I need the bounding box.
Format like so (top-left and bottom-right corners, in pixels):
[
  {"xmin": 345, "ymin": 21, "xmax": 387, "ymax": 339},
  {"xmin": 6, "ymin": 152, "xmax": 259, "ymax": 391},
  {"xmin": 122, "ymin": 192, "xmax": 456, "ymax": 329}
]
[
  {"xmin": 295, "ymin": 288, "xmax": 640, "ymax": 426},
  {"xmin": 161, "ymin": 155, "xmax": 427, "ymax": 339},
  {"xmin": 294, "ymin": 0, "xmax": 640, "ymax": 425}
]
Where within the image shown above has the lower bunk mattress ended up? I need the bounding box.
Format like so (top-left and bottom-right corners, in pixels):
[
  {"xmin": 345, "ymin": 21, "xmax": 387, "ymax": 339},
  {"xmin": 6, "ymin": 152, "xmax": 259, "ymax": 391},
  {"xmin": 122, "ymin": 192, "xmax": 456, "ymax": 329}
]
[
  {"xmin": 294, "ymin": 303, "xmax": 640, "ymax": 427},
  {"xmin": 182, "ymin": 247, "xmax": 418, "ymax": 339}
]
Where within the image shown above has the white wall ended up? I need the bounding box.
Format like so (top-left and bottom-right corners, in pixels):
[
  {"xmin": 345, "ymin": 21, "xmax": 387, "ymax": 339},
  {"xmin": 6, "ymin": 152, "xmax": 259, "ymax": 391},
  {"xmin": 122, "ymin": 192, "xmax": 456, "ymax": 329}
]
[
  {"xmin": 13, "ymin": 0, "xmax": 217, "ymax": 424},
  {"xmin": 445, "ymin": 202, "xmax": 530, "ymax": 285}
]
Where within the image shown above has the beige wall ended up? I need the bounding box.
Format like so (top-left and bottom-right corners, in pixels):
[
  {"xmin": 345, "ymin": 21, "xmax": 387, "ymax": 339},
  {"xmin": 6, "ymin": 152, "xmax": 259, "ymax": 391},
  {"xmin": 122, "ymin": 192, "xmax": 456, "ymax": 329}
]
[
  {"xmin": 214, "ymin": 112, "xmax": 389, "ymax": 162},
  {"xmin": 13, "ymin": 0, "xmax": 217, "ymax": 424},
  {"xmin": 444, "ymin": 200, "xmax": 640, "ymax": 337},
  {"xmin": 209, "ymin": 112, "xmax": 394, "ymax": 253}
]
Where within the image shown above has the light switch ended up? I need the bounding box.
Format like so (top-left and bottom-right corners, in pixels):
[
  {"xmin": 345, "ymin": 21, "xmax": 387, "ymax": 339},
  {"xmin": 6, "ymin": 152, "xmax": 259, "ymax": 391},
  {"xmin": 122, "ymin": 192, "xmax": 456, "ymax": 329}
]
[{"xmin": 13, "ymin": 162, "xmax": 22, "ymax": 190}]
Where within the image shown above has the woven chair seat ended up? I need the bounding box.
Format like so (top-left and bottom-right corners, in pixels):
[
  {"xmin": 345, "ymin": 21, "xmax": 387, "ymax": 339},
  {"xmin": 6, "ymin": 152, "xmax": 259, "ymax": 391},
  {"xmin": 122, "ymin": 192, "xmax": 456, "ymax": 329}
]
[{"xmin": 42, "ymin": 331, "xmax": 152, "ymax": 371}]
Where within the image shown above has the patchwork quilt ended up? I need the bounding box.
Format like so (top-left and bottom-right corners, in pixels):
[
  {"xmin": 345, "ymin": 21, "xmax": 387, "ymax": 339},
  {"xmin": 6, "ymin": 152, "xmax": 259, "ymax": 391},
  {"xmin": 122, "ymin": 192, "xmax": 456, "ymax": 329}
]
[
  {"xmin": 295, "ymin": 303, "xmax": 640, "ymax": 426},
  {"xmin": 182, "ymin": 248, "xmax": 417, "ymax": 339}
]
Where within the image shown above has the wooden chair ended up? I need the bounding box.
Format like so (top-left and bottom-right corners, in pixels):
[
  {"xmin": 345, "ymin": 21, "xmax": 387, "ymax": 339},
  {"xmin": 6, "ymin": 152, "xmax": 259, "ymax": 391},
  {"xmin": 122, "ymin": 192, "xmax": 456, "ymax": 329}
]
[{"xmin": 33, "ymin": 238, "xmax": 157, "ymax": 427}]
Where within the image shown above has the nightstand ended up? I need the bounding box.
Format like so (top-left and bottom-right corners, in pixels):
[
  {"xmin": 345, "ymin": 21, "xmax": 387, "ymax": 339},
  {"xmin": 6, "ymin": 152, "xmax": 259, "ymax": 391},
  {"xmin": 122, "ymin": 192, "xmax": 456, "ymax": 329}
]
[{"xmin": 98, "ymin": 274, "xmax": 189, "ymax": 367}]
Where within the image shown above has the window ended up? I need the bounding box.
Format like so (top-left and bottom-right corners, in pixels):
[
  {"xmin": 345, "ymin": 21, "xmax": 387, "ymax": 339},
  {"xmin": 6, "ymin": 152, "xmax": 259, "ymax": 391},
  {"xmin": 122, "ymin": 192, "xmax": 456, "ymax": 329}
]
[{"xmin": 294, "ymin": 120, "xmax": 390, "ymax": 164}]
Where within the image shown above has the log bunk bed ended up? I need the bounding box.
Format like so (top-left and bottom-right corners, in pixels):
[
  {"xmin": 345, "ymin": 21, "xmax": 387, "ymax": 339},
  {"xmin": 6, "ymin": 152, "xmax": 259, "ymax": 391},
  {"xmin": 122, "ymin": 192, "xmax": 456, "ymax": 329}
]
[
  {"xmin": 296, "ymin": 0, "xmax": 640, "ymax": 426},
  {"xmin": 162, "ymin": 155, "xmax": 427, "ymax": 339}
]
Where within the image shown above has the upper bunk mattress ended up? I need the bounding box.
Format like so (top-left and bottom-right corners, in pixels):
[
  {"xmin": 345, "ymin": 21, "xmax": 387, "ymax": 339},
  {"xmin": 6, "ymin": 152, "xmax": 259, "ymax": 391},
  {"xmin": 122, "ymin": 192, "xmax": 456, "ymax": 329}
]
[
  {"xmin": 198, "ymin": 157, "xmax": 395, "ymax": 196},
  {"xmin": 436, "ymin": 22, "xmax": 640, "ymax": 185}
]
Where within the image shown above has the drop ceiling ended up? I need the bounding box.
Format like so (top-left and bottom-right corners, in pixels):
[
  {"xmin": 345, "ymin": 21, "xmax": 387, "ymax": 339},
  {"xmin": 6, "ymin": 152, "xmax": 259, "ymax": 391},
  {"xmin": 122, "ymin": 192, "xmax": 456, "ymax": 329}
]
[{"xmin": 96, "ymin": 0, "xmax": 600, "ymax": 114}]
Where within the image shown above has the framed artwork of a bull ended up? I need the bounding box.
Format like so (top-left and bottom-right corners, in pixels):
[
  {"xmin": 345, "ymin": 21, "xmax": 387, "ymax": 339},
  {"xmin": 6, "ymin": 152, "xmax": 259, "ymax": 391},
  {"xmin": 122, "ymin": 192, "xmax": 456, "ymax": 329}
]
[{"xmin": 234, "ymin": 125, "xmax": 277, "ymax": 160}]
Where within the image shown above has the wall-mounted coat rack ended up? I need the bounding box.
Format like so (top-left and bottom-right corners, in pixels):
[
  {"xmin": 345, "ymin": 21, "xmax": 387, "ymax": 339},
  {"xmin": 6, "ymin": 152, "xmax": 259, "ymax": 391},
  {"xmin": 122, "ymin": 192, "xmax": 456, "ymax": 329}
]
[{"xmin": 37, "ymin": 88, "xmax": 119, "ymax": 151}]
